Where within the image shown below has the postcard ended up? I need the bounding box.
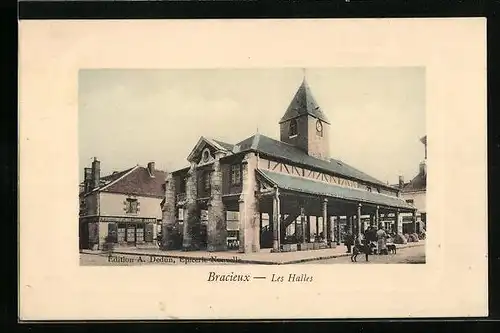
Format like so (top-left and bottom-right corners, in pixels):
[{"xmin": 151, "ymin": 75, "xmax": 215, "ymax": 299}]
[{"xmin": 19, "ymin": 18, "xmax": 487, "ymax": 320}]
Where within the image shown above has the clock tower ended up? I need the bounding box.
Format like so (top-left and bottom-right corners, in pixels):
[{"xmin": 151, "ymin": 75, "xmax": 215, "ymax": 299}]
[{"xmin": 279, "ymin": 78, "xmax": 331, "ymax": 160}]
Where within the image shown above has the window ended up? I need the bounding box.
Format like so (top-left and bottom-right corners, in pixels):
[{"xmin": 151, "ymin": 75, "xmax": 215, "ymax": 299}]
[
  {"xmin": 125, "ymin": 198, "xmax": 139, "ymax": 214},
  {"xmin": 136, "ymin": 225, "xmax": 145, "ymax": 243},
  {"xmin": 203, "ymin": 171, "xmax": 211, "ymax": 191},
  {"xmin": 230, "ymin": 164, "xmax": 241, "ymax": 186},
  {"xmin": 406, "ymin": 199, "xmax": 414, "ymax": 205},
  {"xmin": 289, "ymin": 119, "xmax": 298, "ymax": 137},
  {"xmin": 126, "ymin": 224, "xmax": 136, "ymax": 243},
  {"xmin": 117, "ymin": 223, "xmax": 126, "ymax": 243}
]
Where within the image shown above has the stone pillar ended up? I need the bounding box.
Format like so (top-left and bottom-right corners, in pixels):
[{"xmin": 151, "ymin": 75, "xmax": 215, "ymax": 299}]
[
  {"xmin": 412, "ymin": 210, "xmax": 417, "ymax": 234},
  {"xmin": 306, "ymin": 215, "xmax": 311, "ymax": 243},
  {"xmin": 322, "ymin": 198, "xmax": 328, "ymax": 243},
  {"xmin": 207, "ymin": 157, "xmax": 227, "ymax": 252},
  {"xmin": 183, "ymin": 163, "xmax": 200, "ymax": 251},
  {"xmin": 357, "ymin": 204, "xmax": 362, "ymax": 238},
  {"xmin": 395, "ymin": 209, "xmax": 400, "ymax": 235},
  {"xmin": 315, "ymin": 217, "xmax": 319, "ymax": 241},
  {"xmin": 336, "ymin": 216, "xmax": 341, "ymax": 245},
  {"xmin": 300, "ymin": 207, "xmax": 306, "ymax": 243},
  {"xmin": 272, "ymin": 188, "xmax": 281, "ymax": 252},
  {"xmin": 328, "ymin": 216, "xmax": 334, "ymax": 246},
  {"xmin": 238, "ymin": 153, "xmax": 260, "ymax": 253},
  {"xmin": 161, "ymin": 173, "xmax": 177, "ymax": 250}
]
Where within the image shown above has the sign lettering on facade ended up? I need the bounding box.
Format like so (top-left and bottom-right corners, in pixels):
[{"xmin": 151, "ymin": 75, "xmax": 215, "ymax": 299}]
[{"xmin": 259, "ymin": 158, "xmax": 360, "ymax": 190}]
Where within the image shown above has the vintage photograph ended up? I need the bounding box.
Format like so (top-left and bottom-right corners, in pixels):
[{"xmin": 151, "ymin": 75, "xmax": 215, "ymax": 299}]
[{"xmin": 79, "ymin": 67, "xmax": 427, "ymax": 266}]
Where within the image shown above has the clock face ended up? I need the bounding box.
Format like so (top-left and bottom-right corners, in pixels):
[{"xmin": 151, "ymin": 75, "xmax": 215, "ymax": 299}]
[{"xmin": 316, "ymin": 120, "xmax": 323, "ymax": 132}]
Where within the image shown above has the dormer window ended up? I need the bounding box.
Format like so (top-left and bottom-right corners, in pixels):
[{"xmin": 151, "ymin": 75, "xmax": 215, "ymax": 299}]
[{"xmin": 289, "ymin": 119, "xmax": 298, "ymax": 137}]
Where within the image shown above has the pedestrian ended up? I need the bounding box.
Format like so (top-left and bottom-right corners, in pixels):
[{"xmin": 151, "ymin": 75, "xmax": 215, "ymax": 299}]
[
  {"xmin": 376, "ymin": 223, "xmax": 388, "ymax": 255},
  {"xmin": 351, "ymin": 236, "xmax": 362, "ymax": 262},
  {"xmin": 362, "ymin": 237, "xmax": 370, "ymax": 262},
  {"xmin": 344, "ymin": 230, "xmax": 353, "ymax": 253}
]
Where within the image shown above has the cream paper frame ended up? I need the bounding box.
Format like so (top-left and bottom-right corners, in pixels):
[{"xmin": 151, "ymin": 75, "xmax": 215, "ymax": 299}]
[{"xmin": 18, "ymin": 18, "xmax": 487, "ymax": 320}]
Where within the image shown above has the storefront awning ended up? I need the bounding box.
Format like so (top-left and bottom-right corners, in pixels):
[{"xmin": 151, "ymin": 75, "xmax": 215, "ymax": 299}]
[{"xmin": 257, "ymin": 169, "xmax": 415, "ymax": 211}]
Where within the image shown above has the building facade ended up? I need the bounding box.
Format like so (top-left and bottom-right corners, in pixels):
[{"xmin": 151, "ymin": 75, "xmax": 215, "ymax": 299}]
[
  {"xmin": 162, "ymin": 79, "xmax": 416, "ymax": 253},
  {"xmin": 79, "ymin": 158, "xmax": 167, "ymax": 250},
  {"xmin": 397, "ymin": 135, "xmax": 427, "ymax": 234}
]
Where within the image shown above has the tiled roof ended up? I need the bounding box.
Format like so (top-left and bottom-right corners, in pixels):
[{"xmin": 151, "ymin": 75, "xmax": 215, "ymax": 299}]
[
  {"xmin": 279, "ymin": 79, "xmax": 330, "ymax": 124},
  {"xmin": 101, "ymin": 167, "xmax": 135, "ymax": 183},
  {"xmin": 257, "ymin": 169, "xmax": 414, "ymax": 211},
  {"xmin": 232, "ymin": 133, "xmax": 390, "ymax": 188},
  {"xmin": 102, "ymin": 167, "xmax": 167, "ymax": 198},
  {"xmin": 211, "ymin": 139, "xmax": 234, "ymax": 151},
  {"xmin": 402, "ymin": 172, "xmax": 426, "ymax": 192}
]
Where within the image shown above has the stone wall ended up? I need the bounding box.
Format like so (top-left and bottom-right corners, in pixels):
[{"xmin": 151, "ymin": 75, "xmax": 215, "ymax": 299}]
[
  {"xmin": 207, "ymin": 156, "xmax": 227, "ymax": 251},
  {"xmin": 279, "ymin": 116, "xmax": 309, "ymax": 153},
  {"xmin": 307, "ymin": 116, "xmax": 330, "ymax": 160},
  {"xmin": 238, "ymin": 153, "xmax": 260, "ymax": 253},
  {"xmin": 183, "ymin": 163, "xmax": 201, "ymax": 250},
  {"xmin": 162, "ymin": 173, "xmax": 178, "ymax": 249}
]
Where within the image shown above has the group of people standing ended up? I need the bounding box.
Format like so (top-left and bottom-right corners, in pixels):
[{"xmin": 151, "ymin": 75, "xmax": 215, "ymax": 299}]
[{"xmin": 343, "ymin": 223, "xmax": 389, "ymax": 262}]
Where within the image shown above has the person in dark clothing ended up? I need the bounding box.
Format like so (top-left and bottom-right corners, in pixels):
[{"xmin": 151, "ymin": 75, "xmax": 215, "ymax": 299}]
[
  {"xmin": 362, "ymin": 237, "xmax": 370, "ymax": 262},
  {"xmin": 344, "ymin": 231, "xmax": 354, "ymax": 253}
]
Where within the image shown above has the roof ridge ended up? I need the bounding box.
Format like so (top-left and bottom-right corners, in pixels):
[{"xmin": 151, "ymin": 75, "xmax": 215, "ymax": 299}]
[
  {"xmin": 97, "ymin": 165, "xmax": 140, "ymax": 193},
  {"xmin": 250, "ymin": 132, "xmax": 261, "ymax": 150}
]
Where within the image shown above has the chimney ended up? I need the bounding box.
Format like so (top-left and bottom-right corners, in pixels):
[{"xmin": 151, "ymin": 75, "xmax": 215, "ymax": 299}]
[
  {"xmin": 147, "ymin": 161, "xmax": 155, "ymax": 177},
  {"xmin": 419, "ymin": 160, "xmax": 427, "ymax": 177},
  {"xmin": 84, "ymin": 167, "xmax": 92, "ymax": 192},
  {"xmin": 398, "ymin": 175, "xmax": 405, "ymax": 189},
  {"xmin": 91, "ymin": 157, "xmax": 100, "ymax": 189}
]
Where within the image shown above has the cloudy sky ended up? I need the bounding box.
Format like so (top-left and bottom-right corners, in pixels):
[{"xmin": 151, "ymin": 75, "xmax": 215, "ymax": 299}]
[{"xmin": 79, "ymin": 68, "xmax": 425, "ymax": 185}]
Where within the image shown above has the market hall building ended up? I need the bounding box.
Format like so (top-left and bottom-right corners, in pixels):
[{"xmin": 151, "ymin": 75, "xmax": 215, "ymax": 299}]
[{"xmin": 162, "ymin": 79, "xmax": 416, "ymax": 253}]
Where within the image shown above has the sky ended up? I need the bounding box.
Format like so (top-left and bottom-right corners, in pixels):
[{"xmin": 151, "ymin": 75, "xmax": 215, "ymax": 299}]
[{"xmin": 79, "ymin": 67, "xmax": 425, "ymax": 185}]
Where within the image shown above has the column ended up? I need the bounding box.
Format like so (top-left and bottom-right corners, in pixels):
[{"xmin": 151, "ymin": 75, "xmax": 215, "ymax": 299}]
[
  {"xmin": 207, "ymin": 157, "xmax": 227, "ymax": 252},
  {"xmin": 183, "ymin": 162, "xmax": 200, "ymax": 251},
  {"xmin": 293, "ymin": 219, "xmax": 299, "ymax": 243},
  {"xmin": 322, "ymin": 198, "xmax": 328, "ymax": 243},
  {"xmin": 375, "ymin": 206, "xmax": 380, "ymax": 228},
  {"xmin": 238, "ymin": 153, "xmax": 260, "ymax": 253},
  {"xmin": 336, "ymin": 215, "xmax": 341, "ymax": 245},
  {"xmin": 329, "ymin": 216, "xmax": 335, "ymax": 246},
  {"xmin": 272, "ymin": 188, "xmax": 281, "ymax": 252},
  {"xmin": 412, "ymin": 210, "xmax": 417, "ymax": 234},
  {"xmin": 315, "ymin": 216, "xmax": 319, "ymax": 241},
  {"xmin": 300, "ymin": 207, "xmax": 306, "ymax": 243},
  {"xmin": 306, "ymin": 215, "xmax": 311, "ymax": 242},
  {"xmin": 395, "ymin": 209, "xmax": 400, "ymax": 235},
  {"xmin": 348, "ymin": 215, "xmax": 353, "ymax": 234},
  {"xmin": 357, "ymin": 203, "xmax": 362, "ymax": 238},
  {"xmin": 161, "ymin": 173, "xmax": 177, "ymax": 250}
]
